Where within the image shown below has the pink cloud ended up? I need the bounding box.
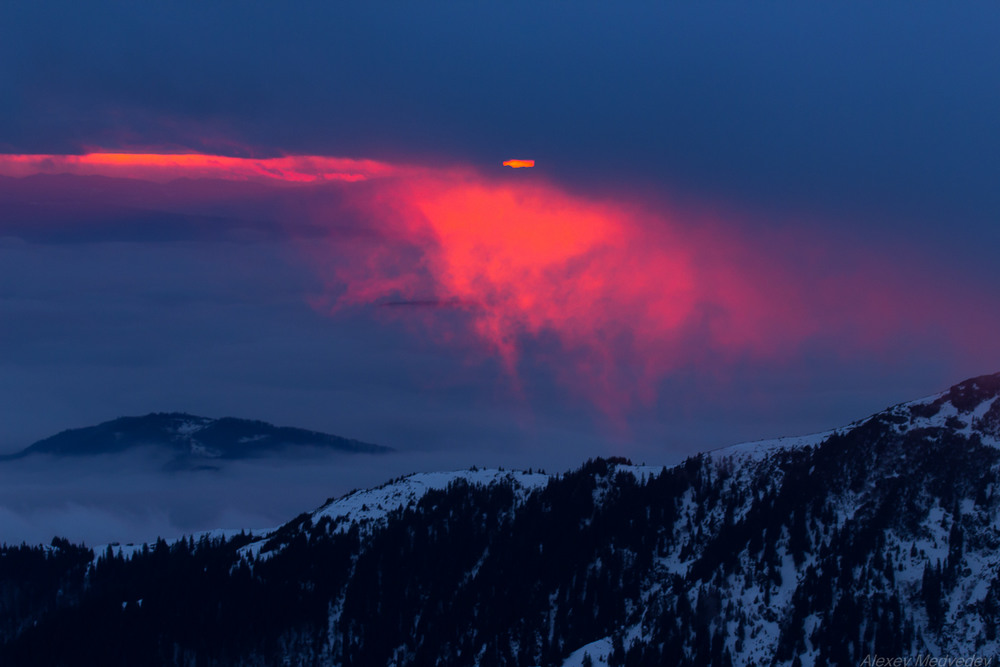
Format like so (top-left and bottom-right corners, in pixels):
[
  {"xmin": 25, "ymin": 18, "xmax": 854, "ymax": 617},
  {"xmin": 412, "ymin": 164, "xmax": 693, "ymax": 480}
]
[{"xmin": 5, "ymin": 151, "xmax": 996, "ymax": 415}]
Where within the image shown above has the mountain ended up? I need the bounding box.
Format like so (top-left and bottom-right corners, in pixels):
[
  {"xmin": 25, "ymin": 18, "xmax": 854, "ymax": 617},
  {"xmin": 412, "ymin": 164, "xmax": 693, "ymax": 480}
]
[
  {"xmin": 2, "ymin": 412, "xmax": 390, "ymax": 467},
  {"xmin": 2, "ymin": 373, "xmax": 1000, "ymax": 666}
]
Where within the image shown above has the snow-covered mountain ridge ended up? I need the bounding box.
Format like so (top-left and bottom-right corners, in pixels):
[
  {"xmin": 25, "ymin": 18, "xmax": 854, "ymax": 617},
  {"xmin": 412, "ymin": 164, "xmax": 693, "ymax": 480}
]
[
  {"xmin": 240, "ymin": 464, "xmax": 666, "ymax": 562},
  {"xmin": 238, "ymin": 469, "xmax": 552, "ymax": 560},
  {"xmin": 4, "ymin": 372, "xmax": 1000, "ymax": 667},
  {"xmin": 711, "ymin": 372, "xmax": 1000, "ymax": 463}
]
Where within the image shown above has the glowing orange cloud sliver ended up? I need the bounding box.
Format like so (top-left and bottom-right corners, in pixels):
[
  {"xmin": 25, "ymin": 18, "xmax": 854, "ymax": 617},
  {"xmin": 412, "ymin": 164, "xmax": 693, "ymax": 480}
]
[
  {"xmin": 0, "ymin": 153, "xmax": 400, "ymax": 183},
  {"xmin": 502, "ymin": 159, "xmax": 535, "ymax": 168}
]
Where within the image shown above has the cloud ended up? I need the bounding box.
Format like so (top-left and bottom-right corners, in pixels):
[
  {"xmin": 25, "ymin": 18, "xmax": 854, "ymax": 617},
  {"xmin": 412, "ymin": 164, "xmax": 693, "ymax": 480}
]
[
  {"xmin": 4, "ymin": 151, "xmax": 997, "ymax": 425},
  {"xmin": 297, "ymin": 160, "xmax": 1000, "ymax": 415},
  {"xmin": 0, "ymin": 442, "xmax": 615, "ymax": 546},
  {"xmin": 0, "ymin": 450, "xmax": 484, "ymax": 546},
  {"xmin": 0, "ymin": 153, "xmax": 398, "ymax": 183}
]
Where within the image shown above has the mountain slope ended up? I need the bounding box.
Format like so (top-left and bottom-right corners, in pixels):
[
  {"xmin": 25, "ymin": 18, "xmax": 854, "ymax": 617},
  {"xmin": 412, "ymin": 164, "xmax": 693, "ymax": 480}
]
[
  {"xmin": 2, "ymin": 412, "xmax": 390, "ymax": 466},
  {"xmin": 2, "ymin": 374, "xmax": 1000, "ymax": 666}
]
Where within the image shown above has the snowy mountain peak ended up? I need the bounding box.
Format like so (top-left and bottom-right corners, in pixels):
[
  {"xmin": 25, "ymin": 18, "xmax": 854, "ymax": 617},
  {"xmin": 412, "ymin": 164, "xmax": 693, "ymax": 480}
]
[
  {"xmin": 711, "ymin": 372, "xmax": 1000, "ymax": 462},
  {"xmin": 312, "ymin": 468, "xmax": 551, "ymax": 526},
  {"xmin": 894, "ymin": 373, "xmax": 1000, "ymax": 447},
  {"xmin": 239, "ymin": 467, "xmax": 552, "ymax": 560},
  {"xmin": 935, "ymin": 372, "xmax": 1000, "ymax": 413}
]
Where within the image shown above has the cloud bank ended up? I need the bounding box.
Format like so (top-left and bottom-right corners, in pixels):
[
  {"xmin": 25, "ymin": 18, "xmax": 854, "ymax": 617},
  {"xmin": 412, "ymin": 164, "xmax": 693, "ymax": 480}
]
[{"xmin": 4, "ymin": 152, "xmax": 995, "ymax": 419}]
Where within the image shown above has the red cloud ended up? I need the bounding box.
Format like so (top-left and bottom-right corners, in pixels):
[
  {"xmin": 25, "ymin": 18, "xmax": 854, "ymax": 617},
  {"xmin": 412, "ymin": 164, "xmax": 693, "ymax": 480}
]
[
  {"xmin": 0, "ymin": 153, "xmax": 399, "ymax": 183},
  {"xmin": 4, "ymin": 151, "xmax": 995, "ymax": 416},
  {"xmin": 311, "ymin": 167, "xmax": 999, "ymax": 414}
]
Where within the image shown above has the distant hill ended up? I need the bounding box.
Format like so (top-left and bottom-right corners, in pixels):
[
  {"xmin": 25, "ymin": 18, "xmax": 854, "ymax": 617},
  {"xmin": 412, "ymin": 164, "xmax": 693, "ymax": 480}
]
[{"xmin": 2, "ymin": 412, "xmax": 390, "ymax": 467}]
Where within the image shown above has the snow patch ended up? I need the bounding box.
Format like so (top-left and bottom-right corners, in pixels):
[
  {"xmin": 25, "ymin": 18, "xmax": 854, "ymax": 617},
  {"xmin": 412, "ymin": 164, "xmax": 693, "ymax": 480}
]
[{"xmin": 559, "ymin": 637, "xmax": 613, "ymax": 667}]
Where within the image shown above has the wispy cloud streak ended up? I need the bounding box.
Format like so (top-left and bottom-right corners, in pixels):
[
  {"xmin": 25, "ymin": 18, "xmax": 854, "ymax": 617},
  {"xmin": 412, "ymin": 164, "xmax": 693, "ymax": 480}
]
[{"xmin": 0, "ymin": 153, "xmax": 399, "ymax": 184}]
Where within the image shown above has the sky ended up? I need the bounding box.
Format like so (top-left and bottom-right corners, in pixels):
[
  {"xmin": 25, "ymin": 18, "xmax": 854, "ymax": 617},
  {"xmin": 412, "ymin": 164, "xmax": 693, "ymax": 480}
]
[{"xmin": 1, "ymin": 2, "xmax": 999, "ymax": 543}]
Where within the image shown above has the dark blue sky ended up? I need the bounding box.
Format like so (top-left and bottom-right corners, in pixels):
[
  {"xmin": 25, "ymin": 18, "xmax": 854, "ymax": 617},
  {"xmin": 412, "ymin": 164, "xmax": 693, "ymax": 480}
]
[
  {"xmin": 1, "ymin": 1, "xmax": 998, "ymax": 466},
  {"xmin": 4, "ymin": 2, "xmax": 1000, "ymax": 232}
]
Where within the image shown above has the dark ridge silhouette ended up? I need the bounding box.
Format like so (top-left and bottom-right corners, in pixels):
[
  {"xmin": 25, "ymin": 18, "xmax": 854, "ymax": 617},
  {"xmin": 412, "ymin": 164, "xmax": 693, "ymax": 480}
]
[{"xmin": 1, "ymin": 412, "xmax": 391, "ymax": 464}]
